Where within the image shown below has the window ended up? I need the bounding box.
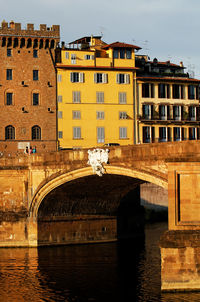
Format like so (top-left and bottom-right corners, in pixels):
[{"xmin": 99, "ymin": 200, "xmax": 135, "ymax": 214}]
[
  {"xmin": 33, "ymin": 93, "xmax": 39, "ymax": 106},
  {"xmin": 188, "ymin": 85, "xmax": 195, "ymax": 100},
  {"xmin": 173, "ymin": 105, "xmax": 182, "ymax": 121},
  {"xmin": 119, "ymin": 111, "xmax": 127, "ymax": 119},
  {"xmin": 58, "ymin": 111, "xmax": 63, "ymax": 119},
  {"xmin": 94, "ymin": 73, "xmax": 108, "ymax": 83},
  {"xmin": 142, "ymin": 104, "xmax": 153, "ymax": 119},
  {"xmin": 159, "ymin": 127, "xmax": 167, "ymax": 142},
  {"xmin": 159, "ymin": 105, "xmax": 169, "ymax": 120},
  {"xmin": 58, "ymin": 131, "xmax": 63, "ymax": 139},
  {"xmin": 96, "ymin": 111, "xmax": 104, "ymax": 119},
  {"xmin": 116, "ymin": 73, "xmax": 130, "ymax": 84},
  {"xmin": 113, "ymin": 49, "xmax": 118, "ymax": 59},
  {"xmin": 71, "ymin": 54, "xmax": 76, "ymax": 64},
  {"xmin": 32, "ymin": 125, "xmax": 41, "ymax": 140},
  {"xmin": 7, "ymin": 49, "xmax": 12, "ymax": 57},
  {"xmin": 97, "ymin": 127, "xmax": 105, "ymax": 143},
  {"xmin": 119, "ymin": 127, "xmax": 127, "ymax": 139},
  {"xmin": 57, "ymin": 74, "xmax": 62, "ymax": 82},
  {"xmin": 158, "ymin": 84, "xmax": 170, "ymax": 98},
  {"xmin": 142, "ymin": 83, "xmax": 154, "ymax": 98},
  {"xmin": 72, "ymin": 111, "xmax": 81, "ymax": 119},
  {"xmin": 118, "ymin": 92, "xmax": 127, "ymax": 104},
  {"xmin": 72, "ymin": 91, "xmax": 81, "ymax": 103},
  {"xmin": 126, "ymin": 49, "xmax": 132, "ymax": 59},
  {"xmin": 189, "ymin": 127, "xmax": 197, "ymax": 140},
  {"xmin": 173, "ymin": 84, "xmax": 184, "ymax": 99},
  {"xmin": 6, "ymin": 93, "xmax": 13, "ymax": 105},
  {"xmin": 174, "ymin": 127, "xmax": 181, "ymax": 141},
  {"xmin": 73, "ymin": 127, "xmax": 81, "ymax": 139},
  {"xmin": 113, "ymin": 49, "xmax": 132, "ymax": 59},
  {"xmin": 70, "ymin": 72, "xmax": 84, "ymax": 83},
  {"xmin": 6, "ymin": 69, "xmax": 12, "ymax": 80},
  {"xmin": 189, "ymin": 106, "xmax": 196, "ymax": 121},
  {"xmin": 58, "ymin": 95, "xmax": 63, "ymax": 103},
  {"xmin": 5, "ymin": 125, "xmax": 15, "ymax": 140},
  {"xmin": 143, "ymin": 126, "xmax": 152, "ymax": 143},
  {"xmin": 85, "ymin": 54, "xmax": 94, "ymax": 60},
  {"xmin": 96, "ymin": 91, "xmax": 104, "ymax": 103},
  {"xmin": 33, "ymin": 49, "xmax": 38, "ymax": 58},
  {"xmin": 33, "ymin": 70, "xmax": 39, "ymax": 81},
  {"xmin": 65, "ymin": 52, "xmax": 69, "ymax": 59},
  {"xmin": 120, "ymin": 49, "xmax": 125, "ymax": 59}
]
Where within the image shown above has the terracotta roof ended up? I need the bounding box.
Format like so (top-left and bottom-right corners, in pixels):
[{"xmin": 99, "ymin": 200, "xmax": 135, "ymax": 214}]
[
  {"xmin": 102, "ymin": 42, "xmax": 141, "ymax": 50},
  {"xmin": 137, "ymin": 76, "xmax": 200, "ymax": 83}
]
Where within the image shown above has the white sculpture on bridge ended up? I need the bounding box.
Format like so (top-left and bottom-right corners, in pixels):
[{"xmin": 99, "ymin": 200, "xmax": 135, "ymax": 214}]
[{"xmin": 87, "ymin": 148, "xmax": 109, "ymax": 176}]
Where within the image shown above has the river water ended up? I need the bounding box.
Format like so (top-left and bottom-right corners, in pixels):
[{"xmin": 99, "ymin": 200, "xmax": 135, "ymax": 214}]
[{"xmin": 1, "ymin": 222, "xmax": 200, "ymax": 302}]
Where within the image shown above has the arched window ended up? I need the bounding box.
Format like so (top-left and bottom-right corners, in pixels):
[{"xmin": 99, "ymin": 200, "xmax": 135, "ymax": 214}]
[
  {"xmin": 27, "ymin": 38, "xmax": 32, "ymax": 48},
  {"xmin": 5, "ymin": 125, "xmax": 15, "ymax": 140},
  {"xmin": 32, "ymin": 125, "xmax": 41, "ymax": 140},
  {"xmin": 45, "ymin": 39, "xmax": 49, "ymax": 49},
  {"xmin": 13, "ymin": 38, "xmax": 18, "ymax": 48},
  {"xmin": 33, "ymin": 39, "xmax": 38, "ymax": 49},
  {"xmin": 20, "ymin": 38, "xmax": 25, "ymax": 48},
  {"xmin": 50, "ymin": 39, "xmax": 55, "ymax": 49},
  {"xmin": 39, "ymin": 39, "xmax": 43, "ymax": 49}
]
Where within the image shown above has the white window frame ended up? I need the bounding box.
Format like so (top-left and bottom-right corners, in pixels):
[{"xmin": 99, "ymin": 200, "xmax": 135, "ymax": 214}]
[
  {"xmin": 73, "ymin": 127, "xmax": 81, "ymax": 139},
  {"xmin": 96, "ymin": 111, "xmax": 105, "ymax": 120},
  {"xmin": 57, "ymin": 74, "xmax": 62, "ymax": 82},
  {"xmin": 58, "ymin": 131, "xmax": 63, "ymax": 139},
  {"xmin": 117, "ymin": 73, "xmax": 130, "ymax": 84},
  {"xmin": 72, "ymin": 91, "xmax": 81, "ymax": 103},
  {"xmin": 119, "ymin": 127, "xmax": 127, "ymax": 139},
  {"xmin": 72, "ymin": 110, "xmax": 81, "ymax": 119},
  {"xmin": 58, "ymin": 111, "xmax": 63, "ymax": 119},
  {"xmin": 97, "ymin": 127, "xmax": 105, "ymax": 143},
  {"xmin": 118, "ymin": 92, "xmax": 127, "ymax": 104},
  {"xmin": 96, "ymin": 91, "xmax": 104, "ymax": 103},
  {"xmin": 71, "ymin": 53, "xmax": 76, "ymax": 64},
  {"xmin": 58, "ymin": 95, "xmax": 63, "ymax": 103},
  {"xmin": 70, "ymin": 72, "xmax": 84, "ymax": 83},
  {"xmin": 94, "ymin": 73, "xmax": 108, "ymax": 83},
  {"xmin": 119, "ymin": 111, "xmax": 127, "ymax": 119}
]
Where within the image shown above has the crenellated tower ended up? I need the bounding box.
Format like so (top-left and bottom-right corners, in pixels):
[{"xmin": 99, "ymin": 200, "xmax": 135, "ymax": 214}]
[{"xmin": 0, "ymin": 21, "xmax": 60, "ymax": 154}]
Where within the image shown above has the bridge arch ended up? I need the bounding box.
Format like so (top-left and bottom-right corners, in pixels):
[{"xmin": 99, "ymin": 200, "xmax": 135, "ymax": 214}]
[{"xmin": 29, "ymin": 165, "xmax": 167, "ymax": 219}]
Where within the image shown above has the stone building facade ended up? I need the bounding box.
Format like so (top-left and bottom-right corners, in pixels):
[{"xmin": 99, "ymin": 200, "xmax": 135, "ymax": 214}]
[{"xmin": 0, "ymin": 20, "xmax": 60, "ymax": 154}]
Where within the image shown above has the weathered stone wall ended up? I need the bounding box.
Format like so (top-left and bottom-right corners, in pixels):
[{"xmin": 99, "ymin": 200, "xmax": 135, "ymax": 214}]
[
  {"xmin": 38, "ymin": 215, "xmax": 117, "ymax": 246},
  {"xmin": 160, "ymin": 230, "xmax": 200, "ymax": 291}
]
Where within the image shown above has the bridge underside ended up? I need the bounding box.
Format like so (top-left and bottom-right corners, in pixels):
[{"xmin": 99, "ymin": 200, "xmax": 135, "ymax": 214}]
[{"xmin": 37, "ymin": 174, "xmax": 145, "ymax": 246}]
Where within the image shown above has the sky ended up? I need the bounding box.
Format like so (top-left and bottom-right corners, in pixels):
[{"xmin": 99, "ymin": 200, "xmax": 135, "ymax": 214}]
[{"xmin": 1, "ymin": 0, "xmax": 200, "ymax": 77}]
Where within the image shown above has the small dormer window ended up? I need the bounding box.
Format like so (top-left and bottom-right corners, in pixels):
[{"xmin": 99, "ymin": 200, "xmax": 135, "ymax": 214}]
[
  {"xmin": 120, "ymin": 49, "xmax": 125, "ymax": 59},
  {"xmin": 126, "ymin": 49, "xmax": 132, "ymax": 59}
]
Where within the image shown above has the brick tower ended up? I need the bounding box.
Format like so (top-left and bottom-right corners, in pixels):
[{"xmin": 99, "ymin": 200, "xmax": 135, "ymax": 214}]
[{"xmin": 0, "ymin": 20, "xmax": 60, "ymax": 154}]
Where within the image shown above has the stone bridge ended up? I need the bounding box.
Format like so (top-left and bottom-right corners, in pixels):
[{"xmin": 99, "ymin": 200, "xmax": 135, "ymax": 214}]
[{"xmin": 1, "ymin": 140, "xmax": 200, "ymax": 291}]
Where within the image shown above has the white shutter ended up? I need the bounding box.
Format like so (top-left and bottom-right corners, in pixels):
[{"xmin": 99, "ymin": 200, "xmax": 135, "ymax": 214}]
[
  {"xmin": 65, "ymin": 52, "xmax": 69, "ymax": 59},
  {"xmin": 94, "ymin": 73, "xmax": 97, "ymax": 83},
  {"xmin": 125, "ymin": 74, "xmax": 130, "ymax": 84},
  {"xmin": 103, "ymin": 73, "xmax": 108, "ymax": 83},
  {"xmin": 58, "ymin": 95, "xmax": 62, "ymax": 103},
  {"xmin": 79, "ymin": 73, "xmax": 84, "ymax": 83},
  {"xmin": 116, "ymin": 74, "xmax": 120, "ymax": 84},
  {"xmin": 70, "ymin": 72, "xmax": 73, "ymax": 82}
]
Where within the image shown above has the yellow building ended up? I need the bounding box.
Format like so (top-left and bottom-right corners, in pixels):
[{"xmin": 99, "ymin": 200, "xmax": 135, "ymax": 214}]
[
  {"xmin": 56, "ymin": 37, "xmax": 141, "ymax": 149},
  {"xmin": 135, "ymin": 57, "xmax": 200, "ymax": 143}
]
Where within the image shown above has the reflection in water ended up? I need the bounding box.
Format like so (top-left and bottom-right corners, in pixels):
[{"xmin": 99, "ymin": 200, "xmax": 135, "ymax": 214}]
[{"xmin": 1, "ymin": 223, "xmax": 200, "ymax": 301}]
